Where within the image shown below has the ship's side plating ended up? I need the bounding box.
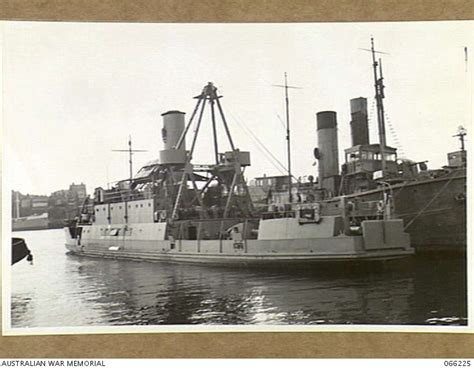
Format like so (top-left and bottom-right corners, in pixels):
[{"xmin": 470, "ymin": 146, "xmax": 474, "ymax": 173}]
[{"xmin": 346, "ymin": 174, "xmax": 466, "ymax": 251}]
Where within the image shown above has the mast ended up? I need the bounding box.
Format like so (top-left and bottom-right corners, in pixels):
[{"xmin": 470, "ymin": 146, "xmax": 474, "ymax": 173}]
[
  {"xmin": 464, "ymin": 47, "xmax": 468, "ymax": 73},
  {"xmin": 112, "ymin": 136, "xmax": 147, "ymax": 195},
  {"xmin": 128, "ymin": 136, "xmax": 133, "ymax": 182},
  {"xmin": 284, "ymin": 73, "xmax": 292, "ymax": 203},
  {"xmin": 273, "ymin": 73, "xmax": 301, "ymax": 203},
  {"xmin": 454, "ymin": 126, "xmax": 467, "ymax": 151},
  {"xmin": 370, "ymin": 37, "xmax": 388, "ymax": 177}
]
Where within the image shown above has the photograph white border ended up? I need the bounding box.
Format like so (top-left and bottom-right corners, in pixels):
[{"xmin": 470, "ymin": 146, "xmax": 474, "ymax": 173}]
[{"xmin": 2, "ymin": 20, "xmax": 473, "ymax": 336}]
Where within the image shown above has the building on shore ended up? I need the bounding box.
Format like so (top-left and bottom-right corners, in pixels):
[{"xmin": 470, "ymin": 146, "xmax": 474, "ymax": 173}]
[{"xmin": 12, "ymin": 183, "xmax": 88, "ymax": 231}]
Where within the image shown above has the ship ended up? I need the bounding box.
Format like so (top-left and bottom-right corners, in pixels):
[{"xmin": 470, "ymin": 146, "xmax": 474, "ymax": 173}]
[
  {"xmin": 255, "ymin": 38, "xmax": 467, "ymax": 253},
  {"xmin": 65, "ymin": 82, "xmax": 413, "ymax": 265},
  {"xmin": 339, "ymin": 119, "xmax": 466, "ymax": 252},
  {"xmin": 12, "ymin": 238, "xmax": 33, "ymax": 265},
  {"xmin": 319, "ymin": 38, "xmax": 467, "ymax": 253}
]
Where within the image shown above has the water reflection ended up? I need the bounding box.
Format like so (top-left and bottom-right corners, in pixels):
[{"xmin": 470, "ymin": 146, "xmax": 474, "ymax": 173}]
[
  {"xmin": 10, "ymin": 229, "xmax": 467, "ymax": 327},
  {"xmin": 65, "ymin": 255, "xmax": 417, "ymax": 325},
  {"xmin": 410, "ymin": 255, "xmax": 467, "ymax": 326},
  {"xmin": 10, "ymin": 294, "xmax": 34, "ymax": 327}
]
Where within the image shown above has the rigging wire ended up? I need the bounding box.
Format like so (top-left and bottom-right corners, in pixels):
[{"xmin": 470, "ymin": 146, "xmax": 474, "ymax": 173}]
[
  {"xmin": 368, "ymin": 97, "xmax": 376, "ymax": 143},
  {"xmin": 229, "ymin": 112, "xmax": 288, "ymax": 175},
  {"xmin": 384, "ymin": 108, "xmax": 406, "ymax": 157},
  {"xmin": 226, "ymin": 108, "xmax": 289, "ymax": 175},
  {"xmin": 191, "ymin": 82, "xmax": 288, "ymax": 177},
  {"xmin": 368, "ymin": 97, "xmax": 406, "ymax": 158},
  {"xmin": 276, "ymin": 113, "xmax": 286, "ymax": 130}
]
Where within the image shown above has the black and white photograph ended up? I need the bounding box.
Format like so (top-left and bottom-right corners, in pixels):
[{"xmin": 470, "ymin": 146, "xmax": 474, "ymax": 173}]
[{"xmin": 2, "ymin": 20, "xmax": 472, "ymax": 334}]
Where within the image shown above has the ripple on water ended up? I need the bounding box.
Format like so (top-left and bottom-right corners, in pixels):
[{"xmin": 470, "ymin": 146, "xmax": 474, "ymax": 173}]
[{"xmin": 9, "ymin": 229, "xmax": 468, "ymax": 328}]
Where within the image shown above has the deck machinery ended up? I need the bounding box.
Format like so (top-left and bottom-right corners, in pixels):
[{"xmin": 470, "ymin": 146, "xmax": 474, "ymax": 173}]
[{"xmin": 86, "ymin": 83, "xmax": 255, "ymax": 241}]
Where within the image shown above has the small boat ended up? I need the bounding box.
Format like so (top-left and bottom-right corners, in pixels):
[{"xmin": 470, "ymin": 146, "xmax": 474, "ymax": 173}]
[
  {"xmin": 12, "ymin": 237, "xmax": 33, "ymax": 265},
  {"xmin": 65, "ymin": 82, "xmax": 413, "ymax": 266}
]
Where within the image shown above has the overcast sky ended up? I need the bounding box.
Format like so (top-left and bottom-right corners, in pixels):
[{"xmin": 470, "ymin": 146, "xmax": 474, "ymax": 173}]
[{"xmin": 2, "ymin": 21, "xmax": 473, "ymax": 196}]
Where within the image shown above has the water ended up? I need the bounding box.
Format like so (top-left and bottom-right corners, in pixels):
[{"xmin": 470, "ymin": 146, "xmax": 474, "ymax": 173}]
[{"xmin": 10, "ymin": 229, "xmax": 467, "ymax": 328}]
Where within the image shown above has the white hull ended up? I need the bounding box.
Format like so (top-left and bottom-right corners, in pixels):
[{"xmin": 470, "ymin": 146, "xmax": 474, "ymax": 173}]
[
  {"xmin": 65, "ymin": 247, "xmax": 413, "ymax": 264},
  {"xmin": 65, "ymin": 220, "xmax": 413, "ymax": 265}
]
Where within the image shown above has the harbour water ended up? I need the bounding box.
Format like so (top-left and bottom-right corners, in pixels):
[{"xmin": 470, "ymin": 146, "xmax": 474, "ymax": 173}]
[{"xmin": 10, "ymin": 229, "xmax": 467, "ymax": 328}]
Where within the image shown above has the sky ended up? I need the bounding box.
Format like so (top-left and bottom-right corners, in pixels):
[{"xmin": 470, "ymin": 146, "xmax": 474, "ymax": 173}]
[{"xmin": 2, "ymin": 21, "xmax": 473, "ymax": 196}]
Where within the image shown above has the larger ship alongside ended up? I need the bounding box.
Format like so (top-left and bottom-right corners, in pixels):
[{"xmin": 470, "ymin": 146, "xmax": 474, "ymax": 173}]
[
  {"xmin": 319, "ymin": 38, "xmax": 467, "ymax": 253},
  {"xmin": 254, "ymin": 38, "xmax": 467, "ymax": 253}
]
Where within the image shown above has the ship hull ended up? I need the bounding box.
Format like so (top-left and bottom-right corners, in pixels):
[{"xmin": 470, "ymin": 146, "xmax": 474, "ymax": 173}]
[
  {"xmin": 12, "ymin": 238, "xmax": 31, "ymax": 265},
  {"xmin": 64, "ymin": 221, "xmax": 413, "ymax": 266},
  {"xmin": 347, "ymin": 174, "xmax": 466, "ymax": 252},
  {"xmin": 65, "ymin": 248, "xmax": 412, "ymax": 265}
]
